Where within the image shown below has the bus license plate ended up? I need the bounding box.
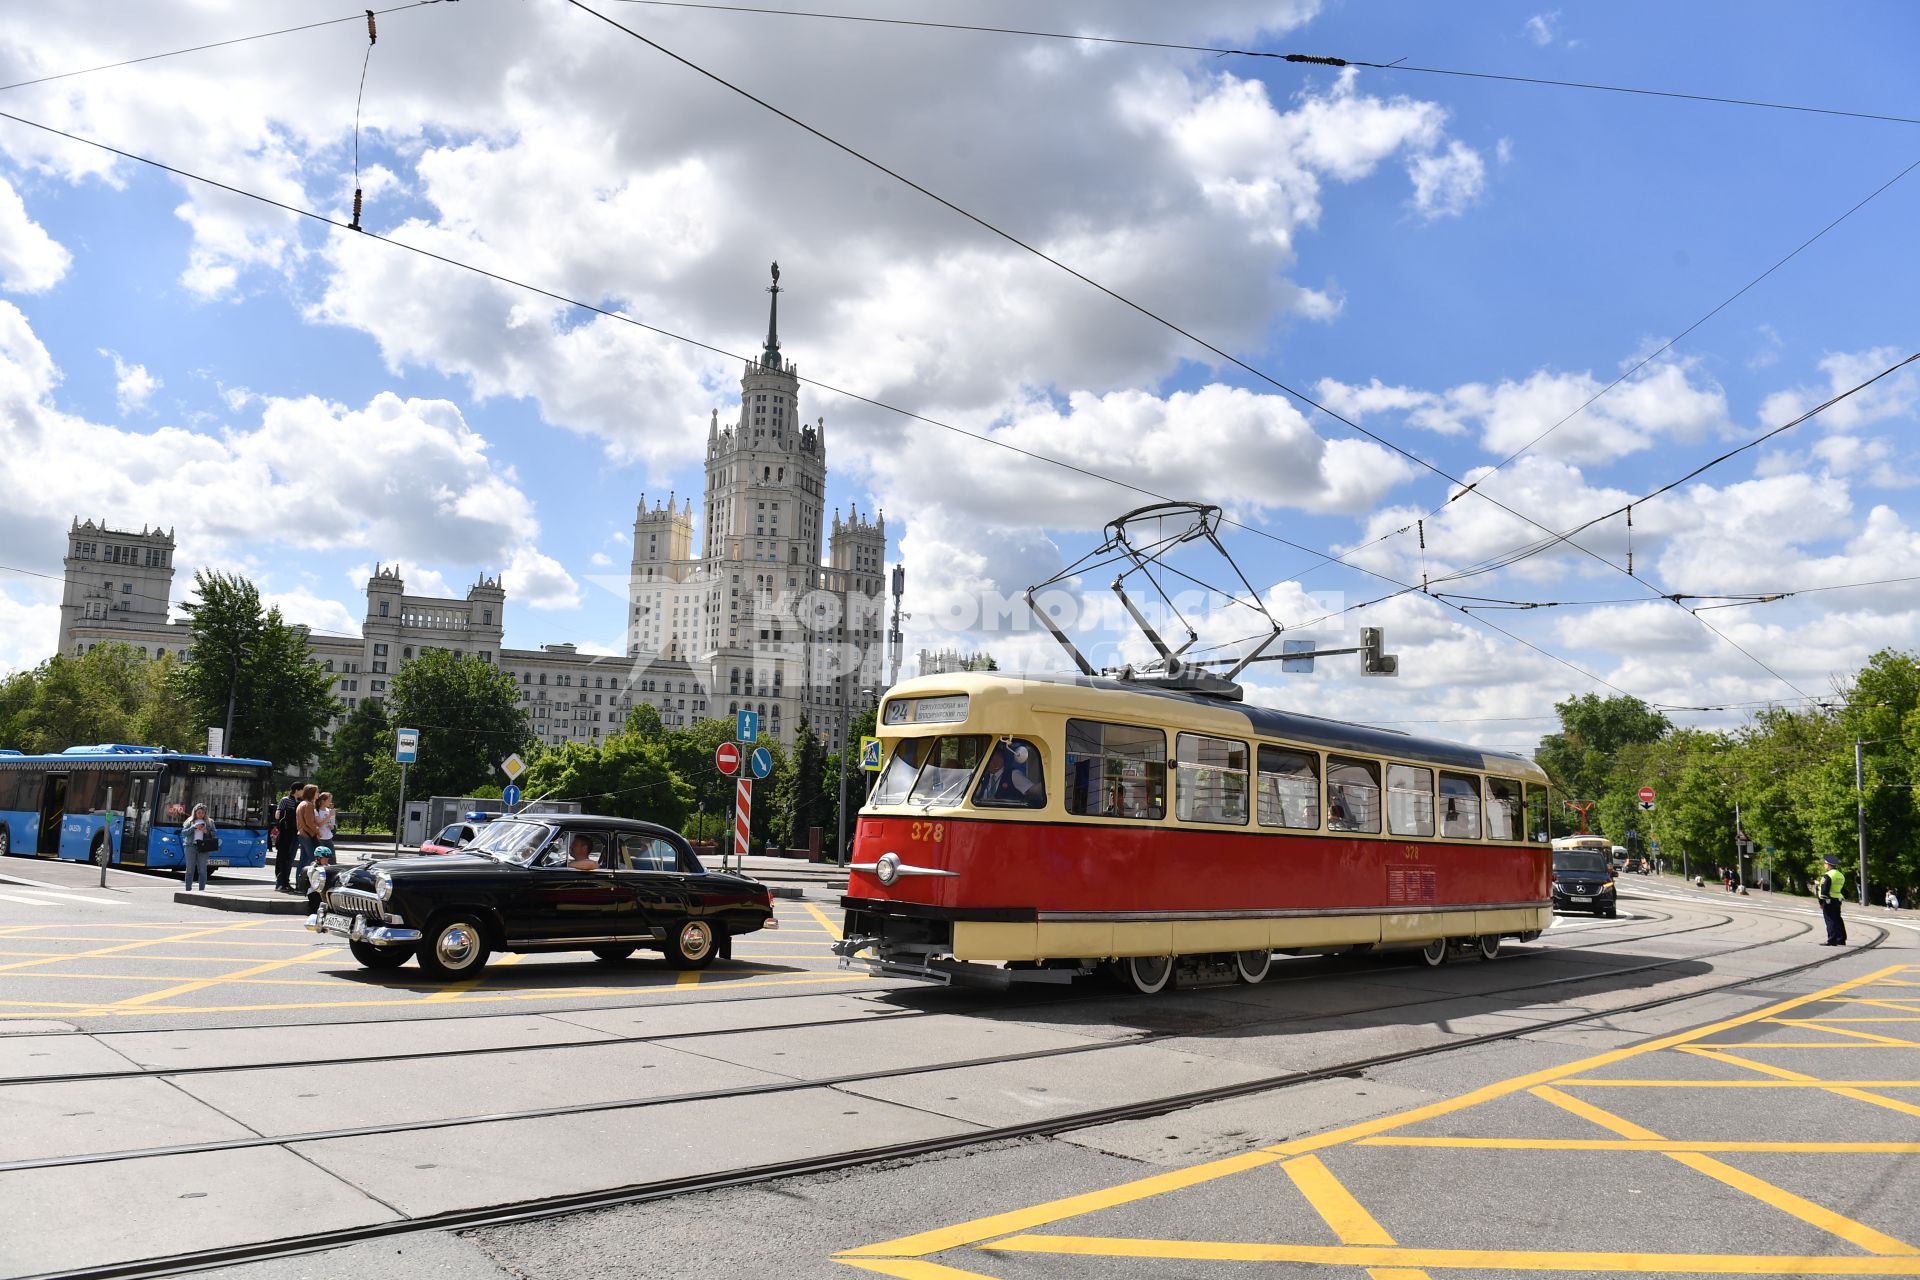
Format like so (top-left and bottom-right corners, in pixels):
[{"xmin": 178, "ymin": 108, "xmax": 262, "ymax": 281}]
[{"xmin": 208, "ymin": 859, "xmax": 229, "ymax": 868}]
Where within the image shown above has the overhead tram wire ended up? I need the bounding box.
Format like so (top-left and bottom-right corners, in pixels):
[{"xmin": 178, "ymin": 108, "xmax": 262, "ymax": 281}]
[
  {"xmin": 0, "ymin": 4, "xmax": 445, "ymax": 96},
  {"xmin": 560, "ymin": 0, "xmax": 1825, "ymax": 701},
  {"xmin": 0, "ymin": 110, "xmax": 1653, "ymax": 707},
  {"xmin": 604, "ymin": 1, "xmax": 1920, "ymax": 130}
]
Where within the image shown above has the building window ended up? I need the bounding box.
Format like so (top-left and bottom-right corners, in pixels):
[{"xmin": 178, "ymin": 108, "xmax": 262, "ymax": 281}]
[
  {"xmin": 483, "ymin": 608, "xmax": 493, "ymax": 624},
  {"xmin": 373, "ymin": 643, "xmax": 388, "ymax": 656},
  {"xmin": 372, "ymin": 661, "xmax": 386, "ymax": 674},
  {"xmin": 379, "ymin": 601, "xmax": 389, "ymax": 617}
]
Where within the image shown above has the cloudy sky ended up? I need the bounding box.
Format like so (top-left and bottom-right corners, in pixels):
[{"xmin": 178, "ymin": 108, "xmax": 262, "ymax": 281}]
[{"xmin": 0, "ymin": 0, "xmax": 1916, "ymax": 751}]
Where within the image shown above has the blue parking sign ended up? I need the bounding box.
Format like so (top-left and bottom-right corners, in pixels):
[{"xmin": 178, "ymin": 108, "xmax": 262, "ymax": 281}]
[
  {"xmin": 750, "ymin": 746, "xmax": 773, "ymax": 779},
  {"xmin": 737, "ymin": 709, "xmax": 759, "ymax": 744}
]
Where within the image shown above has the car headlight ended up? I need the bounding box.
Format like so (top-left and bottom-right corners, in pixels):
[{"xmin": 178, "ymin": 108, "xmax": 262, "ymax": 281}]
[
  {"xmin": 307, "ymin": 865, "xmax": 326, "ymax": 893},
  {"xmin": 372, "ymin": 869, "xmax": 393, "ymax": 902},
  {"xmin": 1602, "ymin": 880, "xmax": 1616, "ymax": 890},
  {"xmin": 875, "ymin": 852, "xmax": 901, "ymax": 886}
]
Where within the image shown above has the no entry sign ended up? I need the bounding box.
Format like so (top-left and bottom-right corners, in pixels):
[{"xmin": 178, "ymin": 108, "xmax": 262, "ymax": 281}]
[
  {"xmin": 1637, "ymin": 786, "xmax": 1656, "ymax": 811},
  {"xmin": 715, "ymin": 742, "xmax": 740, "ymax": 776}
]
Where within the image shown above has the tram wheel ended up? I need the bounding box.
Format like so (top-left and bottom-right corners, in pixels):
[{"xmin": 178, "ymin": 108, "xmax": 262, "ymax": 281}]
[
  {"xmin": 1417, "ymin": 938, "xmax": 1449, "ymax": 967},
  {"xmin": 1233, "ymin": 949, "xmax": 1272, "ymax": 984},
  {"xmin": 1477, "ymin": 935, "xmax": 1501, "ymax": 961},
  {"xmin": 1122, "ymin": 954, "xmax": 1174, "ymax": 995}
]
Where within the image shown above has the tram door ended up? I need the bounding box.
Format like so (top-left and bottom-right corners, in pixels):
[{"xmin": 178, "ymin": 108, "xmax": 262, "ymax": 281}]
[
  {"xmin": 122, "ymin": 774, "xmax": 157, "ymax": 867},
  {"xmin": 37, "ymin": 774, "xmax": 67, "ymax": 859}
]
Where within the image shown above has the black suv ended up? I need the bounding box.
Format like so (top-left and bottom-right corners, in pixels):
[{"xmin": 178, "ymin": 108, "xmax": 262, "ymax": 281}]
[{"xmin": 1552, "ymin": 848, "xmax": 1618, "ymax": 917}]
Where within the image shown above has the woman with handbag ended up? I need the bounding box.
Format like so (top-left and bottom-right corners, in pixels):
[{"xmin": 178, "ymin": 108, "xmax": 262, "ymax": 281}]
[{"xmin": 181, "ymin": 803, "xmax": 218, "ymax": 892}]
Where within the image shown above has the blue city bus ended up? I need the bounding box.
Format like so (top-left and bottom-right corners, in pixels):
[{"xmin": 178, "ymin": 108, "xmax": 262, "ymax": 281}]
[{"xmin": 0, "ymin": 744, "xmax": 273, "ymax": 871}]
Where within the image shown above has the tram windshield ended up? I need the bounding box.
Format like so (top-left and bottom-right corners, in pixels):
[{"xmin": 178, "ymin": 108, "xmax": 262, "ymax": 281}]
[{"xmin": 907, "ymin": 736, "xmax": 988, "ymax": 807}]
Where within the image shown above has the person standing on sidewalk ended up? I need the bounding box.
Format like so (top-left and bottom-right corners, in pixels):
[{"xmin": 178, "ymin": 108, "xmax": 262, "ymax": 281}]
[
  {"xmin": 1817, "ymin": 854, "xmax": 1848, "ymax": 946},
  {"xmin": 180, "ymin": 803, "xmax": 216, "ymax": 892},
  {"xmin": 294, "ymin": 784, "xmax": 322, "ymax": 882},
  {"xmin": 272, "ymin": 783, "xmax": 299, "ymax": 892}
]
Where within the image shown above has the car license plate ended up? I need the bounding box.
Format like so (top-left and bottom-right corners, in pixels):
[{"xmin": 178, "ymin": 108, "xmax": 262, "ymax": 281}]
[
  {"xmin": 1571, "ymin": 895, "xmax": 1592, "ymax": 902},
  {"xmin": 318, "ymin": 909, "xmax": 357, "ymax": 937}
]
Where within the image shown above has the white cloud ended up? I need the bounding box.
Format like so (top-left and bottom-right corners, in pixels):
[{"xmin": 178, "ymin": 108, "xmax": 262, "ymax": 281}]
[
  {"xmin": 261, "ymin": 589, "xmax": 361, "ymax": 639},
  {"xmin": 589, "ymin": 551, "xmax": 613, "ymax": 567},
  {"xmin": 0, "ymin": 176, "xmax": 70, "ymax": 293},
  {"xmin": 0, "ymin": 583, "xmax": 60, "ymax": 675},
  {"xmin": 1524, "ymin": 12, "xmax": 1560, "ymax": 45},
  {"xmin": 1756, "ymin": 347, "xmax": 1919, "ymax": 436},
  {"xmin": 99, "ymin": 348, "xmax": 161, "ymax": 415},
  {"xmin": 1408, "ymin": 140, "xmax": 1488, "ymax": 219},
  {"xmin": 503, "ymin": 546, "xmax": 582, "ymax": 610}
]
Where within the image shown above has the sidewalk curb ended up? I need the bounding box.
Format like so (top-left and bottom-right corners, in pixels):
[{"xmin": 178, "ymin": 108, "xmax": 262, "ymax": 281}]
[{"xmin": 173, "ymin": 890, "xmax": 309, "ymax": 915}]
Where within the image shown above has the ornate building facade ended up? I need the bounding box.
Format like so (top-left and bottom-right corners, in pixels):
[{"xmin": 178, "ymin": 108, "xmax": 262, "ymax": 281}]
[{"xmin": 54, "ymin": 268, "xmax": 896, "ymax": 752}]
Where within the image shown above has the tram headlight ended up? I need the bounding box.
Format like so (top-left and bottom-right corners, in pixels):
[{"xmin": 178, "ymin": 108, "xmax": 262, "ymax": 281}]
[
  {"xmin": 875, "ymin": 852, "xmax": 901, "ymax": 886},
  {"xmin": 372, "ymin": 869, "xmax": 393, "ymax": 902}
]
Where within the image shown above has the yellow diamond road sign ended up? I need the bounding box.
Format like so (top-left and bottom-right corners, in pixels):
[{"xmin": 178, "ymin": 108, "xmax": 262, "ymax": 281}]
[{"xmin": 501, "ymin": 752, "xmax": 526, "ymax": 781}]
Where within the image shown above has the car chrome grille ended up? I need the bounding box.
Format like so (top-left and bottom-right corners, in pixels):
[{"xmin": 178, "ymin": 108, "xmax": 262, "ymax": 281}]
[{"xmin": 326, "ymin": 888, "xmax": 384, "ymax": 915}]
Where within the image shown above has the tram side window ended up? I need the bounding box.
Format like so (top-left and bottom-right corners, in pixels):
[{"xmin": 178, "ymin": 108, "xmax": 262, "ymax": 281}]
[
  {"xmin": 873, "ymin": 740, "xmax": 930, "ymax": 806},
  {"xmin": 1485, "ymin": 776, "xmax": 1522, "ymax": 841},
  {"xmin": 1175, "ymin": 734, "xmax": 1248, "ymax": 825},
  {"xmin": 1386, "ymin": 764, "xmax": 1435, "ymax": 837},
  {"xmin": 1257, "ymin": 746, "xmax": 1320, "ymax": 830},
  {"xmin": 907, "ymin": 736, "xmax": 988, "ymax": 807},
  {"xmin": 1326, "ymin": 757, "xmax": 1380, "ymax": 833},
  {"xmin": 1439, "ymin": 772, "xmax": 1481, "ymax": 839},
  {"xmin": 1065, "ymin": 719, "xmax": 1166, "ymax": 820},
  {"xmin": 1525, "ymin": 785, "xmax": 1550, "ymax": 842}
]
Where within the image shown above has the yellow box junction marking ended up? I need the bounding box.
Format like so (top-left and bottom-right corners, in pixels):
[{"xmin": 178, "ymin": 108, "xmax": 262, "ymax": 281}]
[{"xmin": 837, "ymin": 963, "xmax": 1920, "ymax": 1276}]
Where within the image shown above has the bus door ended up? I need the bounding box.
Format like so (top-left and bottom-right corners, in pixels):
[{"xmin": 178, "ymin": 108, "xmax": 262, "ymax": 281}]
[
  {"xmin": 121, "ymin": 773, "xmax": 159, "ymax": 868},
  {"xmin": 38, "ymin": 774, "xmax": 68, "ymax": 859}
]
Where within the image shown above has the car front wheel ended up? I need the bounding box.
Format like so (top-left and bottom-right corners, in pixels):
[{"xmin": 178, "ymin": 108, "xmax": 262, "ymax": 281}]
[
  {"xmin": 417, "ymin": 914, "xmax": 490, "ymax": 980},
  {"xmin": 665, "ymin": 919, "xmax": 718, "ymax": 970},
  {"xmin": 349, "ymin": 940, "xmax": 410, "ymax": 970}
]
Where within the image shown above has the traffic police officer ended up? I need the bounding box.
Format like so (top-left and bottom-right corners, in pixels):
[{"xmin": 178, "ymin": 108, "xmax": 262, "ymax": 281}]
[{"xmin": 1817, "ymin": 854, "xmax": 1848, "ymax": 946}]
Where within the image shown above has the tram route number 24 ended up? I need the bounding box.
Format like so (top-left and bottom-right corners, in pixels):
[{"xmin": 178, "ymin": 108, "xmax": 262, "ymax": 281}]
[{"xmin": 908, "ymin": 822, "xmax": 946, "ymax": 843}]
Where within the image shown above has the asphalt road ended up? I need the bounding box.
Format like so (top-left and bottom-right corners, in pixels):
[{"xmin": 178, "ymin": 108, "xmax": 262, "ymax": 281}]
[{"xmin": 2, "ymin": 862, "xmax": 1915, "ymax": 1279}]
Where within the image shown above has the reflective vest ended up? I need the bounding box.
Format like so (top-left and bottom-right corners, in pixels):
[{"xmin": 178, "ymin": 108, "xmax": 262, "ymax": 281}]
[{"xmin": 1820, "ymin": 867, "xmax": 1845, "ymax": 901}]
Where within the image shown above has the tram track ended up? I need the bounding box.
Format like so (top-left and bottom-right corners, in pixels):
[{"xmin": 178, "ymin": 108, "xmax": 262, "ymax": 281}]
[
  {"xmin": 17, "ymin": 908, "xmax": 1888, "ymax": 1280},
  {"xmin": 0, "ymin": 898, "xmax": 1751, "ymax": 1090},
  {"xmin": 0, "ymin": 898, "xmax": 1726, "ymax": 1088},
  {"xmin": 0, "ymin": 903, "xmax": 1825, "ymax": 1176}
]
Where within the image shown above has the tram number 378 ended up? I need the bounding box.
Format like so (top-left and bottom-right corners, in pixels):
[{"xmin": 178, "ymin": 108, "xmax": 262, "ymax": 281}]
[{"xmin": 908, "ymin": 822, "xmax": 946, "ymax": 843}]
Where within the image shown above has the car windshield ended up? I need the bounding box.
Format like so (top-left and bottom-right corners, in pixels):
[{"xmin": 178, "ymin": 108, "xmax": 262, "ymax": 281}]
[
  {"xmin": 463, "ymin": 819, "xmax": 552, "ymax": 863},
  {"xmin": 1555, "ymin": 852, "xmax": 1611, "ymax": 874}
]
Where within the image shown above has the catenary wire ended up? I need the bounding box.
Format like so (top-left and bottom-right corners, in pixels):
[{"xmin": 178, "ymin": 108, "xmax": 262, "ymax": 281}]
[
  {"xmin": 0, "ymin": 3, "xmax": 446, "ymax": 96},
  {"xmin": 602, "ymin": 0, "xmax": 1920, "ymax": 129},
  {"xmin": 558, "ymin": 0, "xmax": 1822, "ymax": 704}
]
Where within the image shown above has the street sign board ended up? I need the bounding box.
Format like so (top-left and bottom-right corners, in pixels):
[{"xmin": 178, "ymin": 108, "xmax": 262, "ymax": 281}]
[
  {"xmin": 1280, "ymin": 638, "xmax": 1316, "ymax": 674},
  {"xmin": 736, "ymin": 709, "xmax": 759, "ymax": 744},
  {"xmin": 859, "ymin": 736, "xmax": 882, "ymax": 771},
  {"xmin": 395, "ymin": 728, "xmax": 420, "ymax": 764},
  {"xmin": 502, "ymin": 783, "xmax": 522, "ymax": 808},
  {"xmin": 206, "ymin": 727, "xmax": 224, "ymax": 757},
  {"xmin": 501, "ymin": 752, "xmax": 526, "ymax": 781},
  {"xmin": 715, "ymin": 742, "xmax": 740, "ymax": 776},
  {"xmin": 1637, "ymin": 785, "xmax": 1656, "ymax": 812},
  {"xmin": 749, "ymin": 746, "xmax": 773, "ymax": 780}
]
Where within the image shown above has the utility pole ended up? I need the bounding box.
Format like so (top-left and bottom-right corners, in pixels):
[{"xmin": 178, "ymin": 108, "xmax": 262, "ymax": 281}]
[{"xmin": 1855, "ymin": 737, "xmax": 1870, "ymax": 907}]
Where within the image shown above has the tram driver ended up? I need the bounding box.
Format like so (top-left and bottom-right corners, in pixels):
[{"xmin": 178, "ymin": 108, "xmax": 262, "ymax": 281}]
[{"xmin": 975, "ymin": 741, "xmax": 1045, "ymax": 808}]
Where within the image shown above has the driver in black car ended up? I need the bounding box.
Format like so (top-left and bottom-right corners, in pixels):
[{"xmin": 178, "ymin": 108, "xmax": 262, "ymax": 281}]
[{"xmin": 565, "ymin": 833, "xmax": 600, "ymax": 871}]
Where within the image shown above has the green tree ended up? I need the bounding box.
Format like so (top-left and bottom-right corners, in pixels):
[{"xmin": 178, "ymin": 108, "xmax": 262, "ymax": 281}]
[
  {"xmin": 172, "ymin": 571, "xmax": 335, "ymax": 772},
  {"xmin": 385, "ymin": 650, "xmax": 528, "ymax": 800},
  {"xmin": 625, "ymin": 702, "xmax": 665, "ymax": 741},
  {"xmin": 1535, "ymin": 693, "xmax": 1671, "ymax": 836},
  {"xmin": 663, "ymin": 718, "xmax": 743, "ymax": 833},
  {"xmin": 520, "ymin": 733, "xmax": 693, "ymax": 828},
  {"xmin": 316, "ymin": 697, "xmax": 390, "ymax": 808},
  {"xmin": 773, "ymin": 714, "xmax": 830, "ymax": 849}
]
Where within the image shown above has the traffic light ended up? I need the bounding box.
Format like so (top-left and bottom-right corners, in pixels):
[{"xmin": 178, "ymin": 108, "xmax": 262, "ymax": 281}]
[{"xmin": 1360, "ymin": 627, "xmax": 1398, "ymax": 676}]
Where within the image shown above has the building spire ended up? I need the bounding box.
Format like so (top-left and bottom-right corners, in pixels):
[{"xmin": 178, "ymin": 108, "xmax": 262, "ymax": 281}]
[{"xmin": 761, "ymin": 260, "xmax": 782, "ymax": 368}]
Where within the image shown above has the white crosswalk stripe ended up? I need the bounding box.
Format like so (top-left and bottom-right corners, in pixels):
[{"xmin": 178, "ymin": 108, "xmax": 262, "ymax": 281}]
[{"xmin": 0, "ymin": 892, "xmax": 61, "ymax": 907}]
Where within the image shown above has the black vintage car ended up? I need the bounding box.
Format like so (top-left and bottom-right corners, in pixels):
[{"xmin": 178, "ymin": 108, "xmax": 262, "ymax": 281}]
[{"xmin": 304, "ymin": 815, "xmax": 776, "ymax": 978}]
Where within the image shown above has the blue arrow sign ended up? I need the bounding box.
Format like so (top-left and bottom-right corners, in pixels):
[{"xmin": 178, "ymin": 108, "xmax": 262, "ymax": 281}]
[
  {"xmin": 502, "ymin": 783, "xmax": 522, "ymax": 809},
  {"xmin": 749, "ymin": 745, "xmax": 773, "ymax": 780},
  {"xmin": 737, "ymin": 709, "xmax": 759, "ymax": 744}
]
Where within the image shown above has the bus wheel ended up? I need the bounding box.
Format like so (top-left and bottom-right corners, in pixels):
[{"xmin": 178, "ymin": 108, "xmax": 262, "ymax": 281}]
[
  {"xmin": 1477, "ymin": 936, "xmax": 1501, "ymax": 961},
  {"xmin": 1417, "ymin": 938, "xmax": 1449, "ymax": 967},
  {"xmin": 0, "ymin": 826, "xmax": 9, "ymax": 857},
  {"xmin": 1122, "ymin": 954, "xmax": 1173, "ymax": 995},
  {"xmin": 1233, "ymin": 950, "xmax": 1272, "ymax": 984}
]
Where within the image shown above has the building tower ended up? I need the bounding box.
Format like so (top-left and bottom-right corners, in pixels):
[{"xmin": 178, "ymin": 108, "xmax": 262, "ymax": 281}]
[
  {"xmin": 57, "ymin": 518, "xmax": 177, "ymax": 656},
  {"xmin": 627, "ymin": 492, "xmax": 696, "ymax": 659}
]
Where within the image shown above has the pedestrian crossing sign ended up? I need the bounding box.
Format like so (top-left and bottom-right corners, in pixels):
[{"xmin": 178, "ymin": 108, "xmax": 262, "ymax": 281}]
[{"xmin": 859, "ymin": 736, "xmax": 882, "ymax": 771}]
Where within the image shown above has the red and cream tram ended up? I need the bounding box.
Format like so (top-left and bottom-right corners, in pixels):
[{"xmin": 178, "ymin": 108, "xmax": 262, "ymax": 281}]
[{"xmin": 834, "ymin": 672, "xmax": 1552, "ymax": 991}]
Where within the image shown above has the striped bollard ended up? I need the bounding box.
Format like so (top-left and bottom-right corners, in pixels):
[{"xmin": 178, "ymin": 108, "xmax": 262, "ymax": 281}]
[{"xmin": 735, "ymin": 777, "xmax": 752, "ymax": 866}]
